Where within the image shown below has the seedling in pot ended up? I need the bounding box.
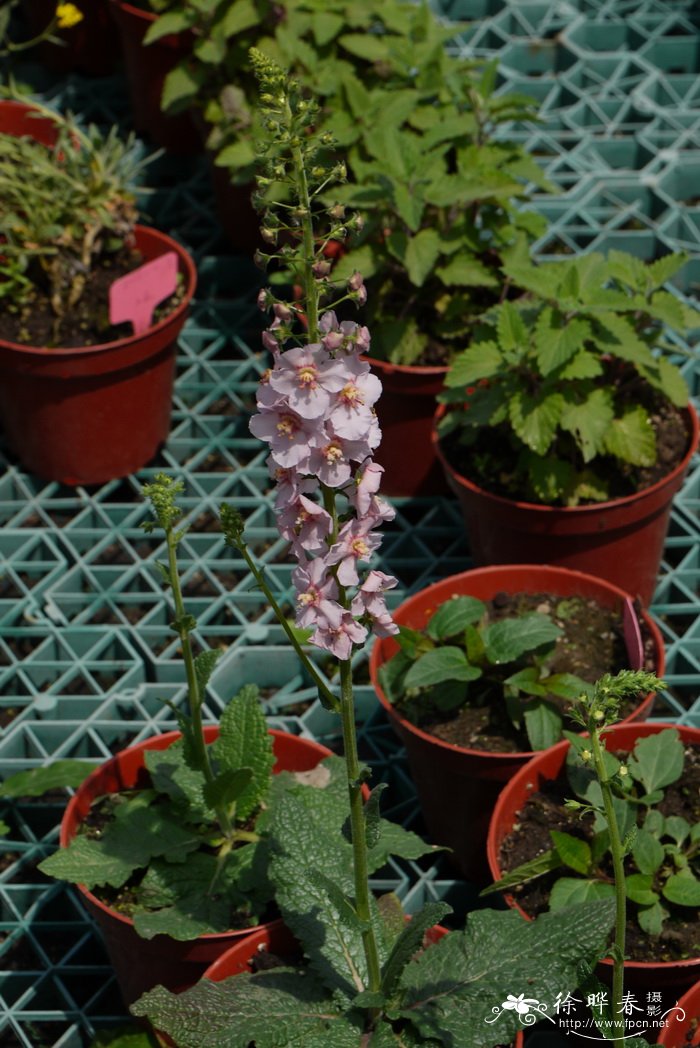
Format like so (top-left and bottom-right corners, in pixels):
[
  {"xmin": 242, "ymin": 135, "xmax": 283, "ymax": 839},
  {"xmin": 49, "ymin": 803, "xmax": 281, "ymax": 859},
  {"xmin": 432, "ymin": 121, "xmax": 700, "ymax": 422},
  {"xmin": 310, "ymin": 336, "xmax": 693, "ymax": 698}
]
[
  {"xmin": 379, "ymin": 594, "xmax": 594, "ymax": 751},
  {"xmin": 132, "ymin": 51, "xmax": 616, "ymax": 1048}
]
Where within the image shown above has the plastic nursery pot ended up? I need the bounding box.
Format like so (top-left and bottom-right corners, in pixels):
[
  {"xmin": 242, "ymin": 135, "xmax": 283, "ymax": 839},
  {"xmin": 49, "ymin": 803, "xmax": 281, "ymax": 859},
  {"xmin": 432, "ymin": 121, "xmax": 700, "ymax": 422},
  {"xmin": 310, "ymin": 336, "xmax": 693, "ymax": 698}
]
[
  {"xmin": 0, "ymin": 226, "xmax": 196, "ymax": 486},
  {"xmin": 433, "ymin": 403, "xmax": 700, "ymax": 605},
  {"xmin": 368, "ymin": 356, "xmax": 449, "ymax": 497},
  {"xmin": 107, "ymin": 0, "xmax": 199, "ymax": 154},
  {"xmin": 203, "ymin": 921, "xmax": 526, "ymax": 1047},
  {"xmin": 658, "ymin": 979, "xmax": 700, "ymax": 1046},
  {"xmin": 19, "ymin": 0, "xmax": 117, "ymax": 75},
  {"xmin": 487, "ymin": 723, "xmax": 700, "ymax": 1004},
  {"xmin": 60, "ymin": 726, "xmax": 335, "ymax": 1007},
  {"xmin": 0, "ymin": 99, "xmax": 67, "ymax": 147},
  {"xmin": 369, "ymin": 564, "xmax": 664, "ymax": 884}
]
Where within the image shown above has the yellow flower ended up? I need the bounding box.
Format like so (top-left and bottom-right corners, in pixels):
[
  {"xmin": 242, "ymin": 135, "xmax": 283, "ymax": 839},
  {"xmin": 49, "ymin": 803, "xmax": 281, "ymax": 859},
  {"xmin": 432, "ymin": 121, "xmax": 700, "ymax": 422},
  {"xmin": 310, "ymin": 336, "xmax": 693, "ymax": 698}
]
[{"xmin": 55, "ymin": 4, "xmax": 83, "ymax": 29}]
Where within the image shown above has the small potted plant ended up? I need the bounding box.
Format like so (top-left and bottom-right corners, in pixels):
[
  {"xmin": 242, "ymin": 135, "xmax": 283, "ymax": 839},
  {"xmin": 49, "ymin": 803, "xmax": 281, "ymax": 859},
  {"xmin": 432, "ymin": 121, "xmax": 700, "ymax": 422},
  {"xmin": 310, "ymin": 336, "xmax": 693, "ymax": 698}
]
[
  {"xmin": 486, "ymin": 675, "xmax": 700, "ymax": 1026},
  {"xmin": 132, "ymin": 50, "xmax": 619, "ymax": 1048},
  {"xmin": 0, "ymin": 100, "xmax": 197, "ymax": 485},
  {"xmin": 33, "ymin": 474, "xmax": 367, "ymax": 1006},
  {"xmin": 435, "ymin": 251, "xmax": 700, "ymax": 603},
  {"xmin": 369, "ymin": 563, "xmax": 664, "ymax": 880}
]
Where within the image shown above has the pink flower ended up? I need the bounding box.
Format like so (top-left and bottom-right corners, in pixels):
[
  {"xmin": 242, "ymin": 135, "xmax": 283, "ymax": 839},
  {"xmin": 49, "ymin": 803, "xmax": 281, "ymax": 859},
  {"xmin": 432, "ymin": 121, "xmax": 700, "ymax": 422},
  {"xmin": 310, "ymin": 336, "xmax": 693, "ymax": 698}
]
[
  {"xmin": 311, "ymin": 602, "xmax": 368, "ymax": 660},
  {"xmin": 249, "ymin": 406, "xmax": 324, "ymax": 470},
  {"xmin": 351, "ymin": 571, "xmax": 399, "ymax": 638},
  {"xmin": 329, "ymin": 369, "xmax": 381, "ymax": 441},
  {"xmin": 269, "ymin": 345, "xmax": 347, "ymax": 420},
  {"xmin": 319, "ymin": 311, "xmax": 371, "ymax": 356},
  {"xmin": 326, "ymin": 520, "xmax": 382, "ymax": 586},
  {"xmin": 350, "ymin": 461, "xmax": 384, "ymax": 516},
  {"xmin": 293, "ymin": 558, "xmax": 338, "ymax": 627},
  {"xmin": 278, "ymin": 494, "xmax": 333, "ymax": 554},
  {"xmin": 308, "ymin": 431, "xmax": 380, "ymax": 488}
]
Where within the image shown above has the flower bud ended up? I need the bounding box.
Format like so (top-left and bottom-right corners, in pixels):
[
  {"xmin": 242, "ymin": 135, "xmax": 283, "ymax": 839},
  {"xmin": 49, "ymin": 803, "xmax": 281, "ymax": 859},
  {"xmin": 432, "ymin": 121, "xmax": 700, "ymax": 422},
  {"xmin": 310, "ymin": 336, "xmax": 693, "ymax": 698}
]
[
  {"xmin": 312, "ymin": 259, "xmax": 332, "ymax": 278},
  {"xmin": 328, "ymin": 204, "xmax": 345, "ymax": 221}
]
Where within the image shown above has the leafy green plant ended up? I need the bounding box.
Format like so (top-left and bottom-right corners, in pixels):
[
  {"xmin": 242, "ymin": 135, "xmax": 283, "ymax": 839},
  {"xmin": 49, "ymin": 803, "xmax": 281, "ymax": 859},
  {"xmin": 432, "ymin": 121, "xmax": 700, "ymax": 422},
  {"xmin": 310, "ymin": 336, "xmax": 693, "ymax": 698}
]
[
  {"xmin": 486, "ymin": 672, "xmax": 694, "ymax": 1048},
  {"xmin": 439, "ymin": 250, "xmax": 698, "ymax": 505},
  {"xmin": 131, "ymin": 51, "xmax": 617, "ymax": 1048},
  {"xmin": 0, "ymin": 101, "xmax": 147, "ymax": 343},
  {"xmin": 378, "ymin": 594, "xmax": 591, "ymax": 751}
]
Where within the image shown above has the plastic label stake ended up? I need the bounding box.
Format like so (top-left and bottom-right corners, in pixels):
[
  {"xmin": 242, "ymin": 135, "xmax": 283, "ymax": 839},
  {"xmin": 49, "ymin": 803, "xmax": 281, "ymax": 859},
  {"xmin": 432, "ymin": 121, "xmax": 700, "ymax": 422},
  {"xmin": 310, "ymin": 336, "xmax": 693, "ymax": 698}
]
[
  {"xmin": 109, "ymin": 252, "xmax": 179, "ymax": 335},
  {"xmin": 623, "ymin": 597, "xmax": 644, "ymax": 670}
]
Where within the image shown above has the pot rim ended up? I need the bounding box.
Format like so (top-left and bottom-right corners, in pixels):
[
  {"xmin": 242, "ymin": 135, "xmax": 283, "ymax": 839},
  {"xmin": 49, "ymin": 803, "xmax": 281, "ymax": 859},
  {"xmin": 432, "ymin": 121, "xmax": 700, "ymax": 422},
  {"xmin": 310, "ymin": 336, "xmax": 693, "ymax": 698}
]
[
  {"xmin": 432, "ymin": 401, "xmax": 700, "ymax": 517},
  {"xmin": 369, "ymin": 564, "xmax": 664, "ymax": 762},
  {"xmin": 60, "ymin": 727, "xmax": 334, "ymax": 940},
  {"xmin": 0, "ymin": 225, "xmax": 196, "ymax": 358},
  {"xmin": 366, "ymin": 354, "xmax": 449, "ymax": 379},
  {"xmin": 487, "ymin": 721, "xmax": 700, "ymax": 973}
]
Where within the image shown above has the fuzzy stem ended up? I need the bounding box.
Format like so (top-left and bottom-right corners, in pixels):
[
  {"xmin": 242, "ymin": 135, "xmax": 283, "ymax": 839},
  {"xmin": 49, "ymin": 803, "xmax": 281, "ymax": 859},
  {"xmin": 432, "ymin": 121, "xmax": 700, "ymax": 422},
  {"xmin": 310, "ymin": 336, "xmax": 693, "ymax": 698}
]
[
  {"xmin": 589, "ymin": 727, "xmax": 626, "ymax": 1048},
  {"xmin": 288, "ymin": 105, "xmax": 319, "ymax": 343},
  {"xmin": 166, "ymin": 527, "xmax": 234, "ymax": 838}
]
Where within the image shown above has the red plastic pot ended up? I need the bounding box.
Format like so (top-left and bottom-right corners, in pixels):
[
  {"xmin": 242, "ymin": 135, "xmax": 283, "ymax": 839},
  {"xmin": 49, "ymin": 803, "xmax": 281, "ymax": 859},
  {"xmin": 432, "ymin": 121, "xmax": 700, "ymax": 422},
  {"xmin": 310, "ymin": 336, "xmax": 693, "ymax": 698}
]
[
  {"xmin": 487, "ymin": 722, "xmax": 700, "ymax": 1004},
  {"xmin": 108, "ymin": 0, "xmax": 199, "ymax": 153},
  {"xmin": 658, "ymin": 980, "xmax": 700, "ymax": 1046},
  {"xmin": 60, "ymin": 726, "xmax": 334, "ymax": 1007},
  {"xmin": 0, "ymin": 225, "xmax": 196, "ymax": 485},
  {"xmin": 369, "ymin": 565, "xmax": 664, "ymax": 882},
  {"xmin": 204, "ymin": 921, "xmax": 523, "ymax": 1046},
  {"xmin": 368, "ymin": 357, "xmax": 448, "ymax": 497},
  {"xmin": 433, "ymin": 403, "xmax": 699, "ymax": 606},
  {"xmin": 19, "ymin": 0, "xmax": 117, "ymax": 75},
  {"xmin": 0, "ymin": 99, "xmax": 66, "ymax": 146}
]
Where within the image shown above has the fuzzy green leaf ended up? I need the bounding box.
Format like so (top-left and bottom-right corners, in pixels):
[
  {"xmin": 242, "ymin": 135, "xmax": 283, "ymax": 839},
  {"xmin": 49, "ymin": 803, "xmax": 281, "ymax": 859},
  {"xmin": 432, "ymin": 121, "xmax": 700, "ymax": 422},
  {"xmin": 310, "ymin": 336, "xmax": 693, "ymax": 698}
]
[
  {"xmin": 380, "ymin": 902, "xmax": 451, "ymax": 998},
  {"xmin": 497, "ymin": 301, "xmax": 527, "ymax": 352},
  {"xmin": 509, "ymin": 390, "xmax": 564, "ymax": 455},
  {"xmin": 144, "ymin": 744, "xmax": 211, "ymax": 822},
  {"xmin": 222, "ymin": 0, "xmax": 260, "ymax": 36},
  {"xmin": 133, "ymin": 969, "xmax": 361, "ymax": 1048},
  {"xmin": 483, "ymin": 613, "xmax": 561, "ymax": 664},
  {"xmin": 0, "ymin": 760, "xmax": 97, "ymax": 798},
  {"xmin": 625, "ymin": 873, "xmax": 658, "ymax": 907},
  {"xmin": 549, "ymin": 877, "xmax": 616, "ymax": 910},
  {"xmin": 637, "ymin": 900, "xmax": 669, "ymax": 937},
  {"xmin": 481, "ymin": 849, "xmax": 562, "ymax": 895},
  {"xmin": 161, "ymin": 65, "xmax": 204, "ymax": 112},
  {"xmin": 559, "ymin": 388, "xmax": 614, "ymax": 463},
  {"xmin": 398, "ymin": 902, "xmax": 614, "ymax": 1047},
  {"xmin": 603, "ymin": 407, "xmax": 656, "ymax": 467},
  {"xmin": 436, "ymin": 255, "xmax": 498, "ymax": 288},
  {"xmin": 627, "ymin": 729, "xmax": 684, "ymax": 795},
  {"xmin": 143, "ymin": 11, "xmax": 194, "ymax": 44},
  {"xmin": 523, "ymin": 700, "xmax": 563, "ymax": 752},
  {"xmin": 550, "ymin": 831, "xmax": 591, "ymax": 875},
  {"xmin": 662, "ymin": 871, "xmax": 700, "ymax": 907},
  {"xmin": 426, "ymin": 597, "xmax": 486, "ymax": 640},
  {"xmin": 632, "ymin": 829, "xmax": 665, "ymax": 875},
  {"xmin": 535, "ymin": 309, "xmax": 591, "ymax": 375},
  {"xmin": 194, "ymin": 648, "xmax": 224, "ymax": 691},
  {"xmin": 203, "ymin": 768, "xmax": 254, "ymax": 813},
  {"xmin": 404, "ymin": 229, "xmax": 442, "ymax": 288},
  {"xmin": 212, "ymin": 685, "xmax": 274, "ymax": 822},
  {"xmin": 664, "ymin": 815, "xmax": 691, "ymax": 847},
  {"xmin": 404, "ymin": 648, "xmax": 482, "ymax": 689},
  {"xmin": 445, "ymin": 342, "xmax": 503, "ymax": 387}
]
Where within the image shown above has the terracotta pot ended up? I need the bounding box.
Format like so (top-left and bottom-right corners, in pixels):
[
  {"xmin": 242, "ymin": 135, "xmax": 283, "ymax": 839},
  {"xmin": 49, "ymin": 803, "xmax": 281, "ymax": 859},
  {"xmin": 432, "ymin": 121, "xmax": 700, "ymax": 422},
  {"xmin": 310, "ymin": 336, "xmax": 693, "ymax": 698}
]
[
  {"xmin": 60, "ymin": 726, "xmax": 334, "ymax": 1006},
  {"xmin": 204, "ymin": 921, "xmax": 523, "ymax": 1046},
  {"xmin": 0, "ymin": 99, "xmax": 66, "ymax": 146},
  {"xmin": 108, "ymin": 0, "xmax": 199, "ymax": 153},
  {"xmin": 433, "ymin": 403, "xmax": 700, "ymax": 605},
  {"xmin": 487, "ymin": 723, "xmax": 700, "ymax": 1007},
  {"xmin": 19, "ymin": 0, "xmax": 116, "ymax": 75},
  {"xmin": 369, "ymin": 565, "xmax": 664, "ymax": 882},
  {"xmin": 368, "ymin": 356, "xmax": 448, "ymax": 497},
  {"xmin": 0, "ymin": 225, "xmax": 196, "ymax": 485},
  {"xmin": 658, "ymin": 979, "xmax": 700, "ymax": 1046}
]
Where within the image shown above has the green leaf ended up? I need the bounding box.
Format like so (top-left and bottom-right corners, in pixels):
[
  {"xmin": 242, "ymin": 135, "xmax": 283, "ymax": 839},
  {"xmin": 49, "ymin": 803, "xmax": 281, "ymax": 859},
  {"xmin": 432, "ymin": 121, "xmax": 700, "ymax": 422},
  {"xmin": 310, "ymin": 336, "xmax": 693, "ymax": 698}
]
[
  {"xmin": 596, "ymin": 312, "xmax": 657, "ymax": 370},
  {"xmin": 632, "ymin": 829, "xmax": 665, "ymax": 875},
  {"xmin": 426, "ymin": 597, "xmax": 486, "ymax": 640},
  {"xmin": 145, "ymin": 743, "xmax": 210, "ymax": 821},
  {"xmin": 194, "ymin": 648, "xmax": 224, "ymax": 691},
  {"xmin": 143, "ymin": 11, "xmax": 194, "ymax": 43},
  {"xmin": 662, "ymin": 871, "xmax": 700, "ymax": 907},
  {"xmin": 377, "ymin": 651, "xmax": 411, "ymax": 704},
  {"xmin": 625, "ymin": 873, "xmax": 659, "ymax": 907},
  {"xmin": 368, "ymin": 821, "xmax": 439, "ymax": 872},
  {"xmin": 497, "ymin": 301, "xmax": 527, "ymax": 351},
  {"xmin": 627, "ymin": 729, "xmax": 684, "ymax": 794},
  {"xmin": 212, "ymin": 685, "xmax": 274, "ymax": 822},
  {"xmin": 404, "ymin": 229, "xmax": 442, "ymax": 288},
  {"xmin": 161, "ymin": 65, "xmax": 203, "ymax": 112},
  {"xmin": 445, "ymin": 342, "xmax": 503, "ymax": 387},
  {"xmin": 364, "ymin": 784, "xmax": 387, "ymax": 849},
  {"xmin": 652, "ymin": 356, "xmax": 690, "ymax": 408},
  {"xmin": 481, "ymin": 848, "xmax": 562, "ymax": 896},
  {"xmin": 203, "ymin": 768, "xmax": 254, "ymax": 813},
  {"xmin": 0, "ymin": 760, "xmax": 97, "ymax": 798},
  {"xmin": 509, "ymin": 390, "xmax": 564, "ymax": 455},
  {"xmin": 603, "ymin": 406, "xmax": 656, "ymax": 467},
  {"xmin": 436, "ymin": 255, "xmax": 498, "ymax": 288},
  {"xmin": 523, "ymin": 700, "xmax": 563, "ymax": 752},
  {"xmin": 549, "ymin": 877, "xmax": 616, "ymax": 910},
  {"xmin": 133, "ymin": 969, "xmax": 361, "ymax": 1048},
  {"xmin": 637, "ymin": 900, "xmax": 669, "ymax": 937},
  {"xmin": 483, "ymin": 613, "xmax": 561, "ymax": 664},
  {"xmin": 39, "ymin": 794, "xmax": 201, "ymax": 889},
  {"xmin": 398, "ymin": 902, "xmax": 615, "ymax": 1048},
  {"xmin": 535, "ymin": 308, "xmax": 591, "ymax": 375},
  {"xmin": 90, "ymin": 1027, "xmax": 160, "ymax": 1048},
  {"xmin": 664, "ymin": 815, "xmax": 691, "ymax": 847},
  {"xmin": 222, "ymin": 0, "xmax": 260, "ymax": 37},
  {"xmin": 560, "ymin": 388, "xmax": 614, "ymax": 463},
  {"xmin": 403, "ymin": 648, "xmax": 482, "ymax": 690},
  {"xmin": 550, "ymin": 831, "xmax": 591, "ymax": 875},
  {"xmin": 339, "ymin": 33, "xmax": 390, "ymax": 61},
  {"xmin": 380, "ymin": 902, "xmax": 451, "ymax": 998}
]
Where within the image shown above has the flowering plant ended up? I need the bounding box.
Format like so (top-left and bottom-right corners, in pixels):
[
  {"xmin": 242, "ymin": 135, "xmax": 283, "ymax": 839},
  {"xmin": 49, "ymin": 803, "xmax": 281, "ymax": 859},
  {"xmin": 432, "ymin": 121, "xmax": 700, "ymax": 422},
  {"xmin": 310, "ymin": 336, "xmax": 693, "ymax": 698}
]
[
  {"xmin": 0, "ymin": 1, "xmax": 83, "ymax": 58},
  {"xmin": 133, "ymin": 51, "xmax": 617, "ymax": 1048}
]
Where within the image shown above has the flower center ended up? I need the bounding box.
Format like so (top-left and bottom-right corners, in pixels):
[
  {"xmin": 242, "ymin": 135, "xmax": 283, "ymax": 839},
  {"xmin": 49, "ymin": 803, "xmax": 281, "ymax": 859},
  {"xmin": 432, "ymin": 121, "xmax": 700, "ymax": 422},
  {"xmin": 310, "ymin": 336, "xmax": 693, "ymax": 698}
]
[
  {"xmin": 297, "ymin": 586, "xmax": 319, "ymax": 607},
  {"xmin": 297, "ymin": 364, "xmax": 318, "ymax": 388},
  {"xmin": 339, "ymin": 383, "xmax": 363, "ymax": 406},
  {"xmin": 276, "ymin": 415, "xmax": 299, "ymax": 439},
  {"xmin": 351, "ymin": 537, "xmax": 371, "ymax": 559},
  {"xmin": 323, "ymin": 442, "xmax": 344, "ymax": 464}
]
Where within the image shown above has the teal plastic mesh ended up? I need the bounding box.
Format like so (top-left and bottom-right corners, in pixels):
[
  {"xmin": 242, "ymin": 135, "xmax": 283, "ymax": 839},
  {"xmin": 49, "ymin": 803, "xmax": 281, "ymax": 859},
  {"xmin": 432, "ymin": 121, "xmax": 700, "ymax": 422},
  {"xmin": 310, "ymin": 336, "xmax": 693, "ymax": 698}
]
[{"xmin": 2, "ymin": 2, "xmax": 700, "ymax": 1041}]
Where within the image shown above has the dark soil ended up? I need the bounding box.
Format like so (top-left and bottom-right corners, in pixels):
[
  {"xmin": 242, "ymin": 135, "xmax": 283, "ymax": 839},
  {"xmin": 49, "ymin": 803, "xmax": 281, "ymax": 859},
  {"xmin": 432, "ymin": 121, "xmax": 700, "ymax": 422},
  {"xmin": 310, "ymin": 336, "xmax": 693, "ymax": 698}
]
[
  {"xmin": 441, "ymin": 382, "xmax": 690, "ymax": 504},
  {"xmin": 0, "ymin": 248, "xmax": 183, "ymax": 349},
  {"xmin": 498, "ymin": 744, "xmax": 700, "ymax": 963},
  {"xmin": 410, "ymin": 591, "xmax": 656, "ymax": 753}
]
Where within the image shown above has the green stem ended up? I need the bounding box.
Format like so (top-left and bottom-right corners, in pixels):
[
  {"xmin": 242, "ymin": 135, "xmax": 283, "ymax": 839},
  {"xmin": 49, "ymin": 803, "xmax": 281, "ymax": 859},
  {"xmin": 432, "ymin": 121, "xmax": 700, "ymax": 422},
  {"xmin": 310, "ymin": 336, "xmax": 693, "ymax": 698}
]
[
  {"xmin": 288, "ymin": 103, "xmax": 319, "ymax": 343},
  {"xmin": 590, "ymin": 727, "xmax": 626, "ymax": 1048},
  {"xmin": 234, "ymin": 540, "xmax": 340, "ymax": 712},
  {"xmin": 340, "ymin": 658, "xmax": 382, "ymax": 994},
  {"xmin": 166, "ymin": 528, "xmax": 234, "ymax": 838}
]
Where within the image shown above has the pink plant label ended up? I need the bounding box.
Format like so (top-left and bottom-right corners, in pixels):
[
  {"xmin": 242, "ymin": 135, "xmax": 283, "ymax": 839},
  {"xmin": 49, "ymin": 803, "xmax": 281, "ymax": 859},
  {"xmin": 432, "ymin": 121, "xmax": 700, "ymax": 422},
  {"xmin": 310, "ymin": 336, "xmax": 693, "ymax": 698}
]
[
  {"xmin": 109, "ymin": 253, "xmax": 178, "ymax": 335},
  {"xmin": 623, "ymin": 597, "xmax": 644, "ymax": 670}
]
